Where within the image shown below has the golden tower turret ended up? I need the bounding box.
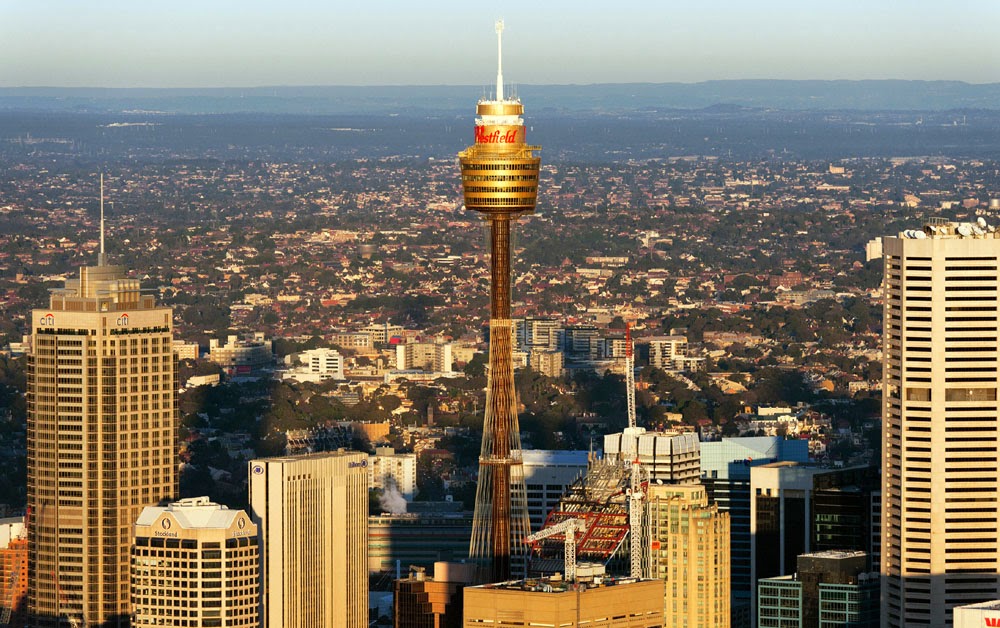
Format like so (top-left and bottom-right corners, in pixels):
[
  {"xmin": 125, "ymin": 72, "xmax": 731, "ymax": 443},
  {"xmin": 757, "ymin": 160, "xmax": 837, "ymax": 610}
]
[{"xmin": 461, "ymin": 19, "xmax": 539, "ymax": 584}]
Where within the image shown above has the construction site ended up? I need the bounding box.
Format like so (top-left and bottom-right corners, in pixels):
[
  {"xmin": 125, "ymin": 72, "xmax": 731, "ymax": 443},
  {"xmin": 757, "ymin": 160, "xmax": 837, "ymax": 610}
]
[{"xmin": 526, "ymin": 325, "xmax": 653, "ymax": 581}]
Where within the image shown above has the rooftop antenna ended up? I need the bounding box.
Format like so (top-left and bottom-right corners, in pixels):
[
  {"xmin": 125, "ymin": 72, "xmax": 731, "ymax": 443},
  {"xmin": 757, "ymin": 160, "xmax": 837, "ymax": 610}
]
[
  {"xmin": 495, "ymin": 18, "xmax": 504, "ymax": 101},
  {"xmin": 99, "ymin": 172, "xmax": 107, "ymax": 266}
]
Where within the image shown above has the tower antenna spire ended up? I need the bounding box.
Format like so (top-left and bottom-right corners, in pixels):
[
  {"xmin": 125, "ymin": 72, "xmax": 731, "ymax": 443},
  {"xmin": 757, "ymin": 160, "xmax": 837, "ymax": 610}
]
[
  {"xmin": 495, "ymin": 19, "xmax": 504, "ymax": 101},
  {"xmin": 99, "ymin": 172, "xmax": 106, "ymax": 266}
]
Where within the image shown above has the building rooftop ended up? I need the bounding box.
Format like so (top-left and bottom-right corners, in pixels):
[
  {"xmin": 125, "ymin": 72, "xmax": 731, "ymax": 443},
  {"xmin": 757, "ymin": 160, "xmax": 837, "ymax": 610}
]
[
  {"xmin": 801, "ymin": 550, "xmax": 867, "ymax": 560},
  {"xmin": 473, "ymin": 572, "xmax": 654, "ymax": 594},
  {"xmin": 898, "ymin": 217, "xmax": 1000, "ymax": 240},
  {"xmin": 957, "ymin": 600, "xmax": 1000, "ymax": 611},
  {"xmin": 135, "ymin": 496, "xmax": 242, "ymax": 530}
]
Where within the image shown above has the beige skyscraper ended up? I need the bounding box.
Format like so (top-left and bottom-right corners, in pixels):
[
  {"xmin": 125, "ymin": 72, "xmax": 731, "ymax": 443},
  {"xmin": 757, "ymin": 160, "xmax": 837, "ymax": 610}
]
[
  {"xmin": 249, "ymin": 451, "xmax": 368, "ymax": 628},
  {"xmin": 647, "ymin": 483, "xmax": 730, "ymax": 628},
  {"xmin": 131, "ymin": 497, "xmax": 258, "ymax": 627},
  {"xmin": 27, "ymin": 258, "xmax": 177, "ymax": 627},
  {"xmin": 882, "ymin": 219, "xmax": 1000, "ymax": 628}
]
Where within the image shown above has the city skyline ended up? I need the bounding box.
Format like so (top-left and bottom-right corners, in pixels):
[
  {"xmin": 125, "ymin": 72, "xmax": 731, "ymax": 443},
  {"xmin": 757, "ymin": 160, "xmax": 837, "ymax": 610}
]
[{"xmin": 3, "ymin": 1, "xmax": 999, "ymax": 88}]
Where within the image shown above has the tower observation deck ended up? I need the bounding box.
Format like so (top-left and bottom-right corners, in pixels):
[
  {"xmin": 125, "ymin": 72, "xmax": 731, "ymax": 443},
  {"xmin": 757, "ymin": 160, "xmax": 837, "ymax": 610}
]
[{"xmin": 460, "ymin": 20, "xmax": 539, "ymax": 584}]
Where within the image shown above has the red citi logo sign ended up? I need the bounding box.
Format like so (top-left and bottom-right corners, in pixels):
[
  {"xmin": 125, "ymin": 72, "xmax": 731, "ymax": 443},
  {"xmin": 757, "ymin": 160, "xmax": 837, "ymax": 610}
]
[
  {"xmin": 117, "ymin": 313, "xmax": 130, "ymax": 327},
  {"xmin": 39, "ymin": 313, "xmax": 55, "ymax": 326},
  {"xmin": 475, "ymin": 127, "xmax": 518, "ymax": 144},
  {"xmin": 985, "ymin": 618, "xmax": 1000, "ymax": 627}
]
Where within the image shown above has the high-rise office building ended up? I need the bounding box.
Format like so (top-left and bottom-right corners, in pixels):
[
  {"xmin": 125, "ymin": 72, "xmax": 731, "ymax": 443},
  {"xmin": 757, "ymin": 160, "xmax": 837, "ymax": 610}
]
[
  {"xmin": 131, "ymin": 497, "xmax": 258, "ymax": 628},
  {"xmin": 395, "ymin": 342, "xmax": 454, "ymax": 374},
  {"xmin": 368, "ymin": 512, "xmax": 473, "ymax": 573},
  {"xmin": 750, "ymin": 462, "xmax": 877, "ymax": 624},
  {"xmin": 369, "ymin": 447, "xmax": 417, "ymax": 501},
  {"xmin": 700, "ymin": 437, "xmax": 809, "ymax": 628},
  {"xmin": 647, "ymin": 483, "xmax": 730, "ymax": 628},
  {"xmin": 882, "ymin": 220, "xmax": 1000, "ymax": 627},
  {"xmin": 27, "ymin": 241, "xmax": 177, "ymax": 627},
  {"xmin": 460, "ymin": 21, "xmax": 540, "ymax": 583},
  {"xmin": 757, "ymin": 551, "xmax": 878, "ymax": 628},
  {"xmin": 249, "ymin": 451, "xmax": 368, "ymax": 628},
  {"xmin": 520, "ymin": 450, "xmax": 589, "ymax": 533}
]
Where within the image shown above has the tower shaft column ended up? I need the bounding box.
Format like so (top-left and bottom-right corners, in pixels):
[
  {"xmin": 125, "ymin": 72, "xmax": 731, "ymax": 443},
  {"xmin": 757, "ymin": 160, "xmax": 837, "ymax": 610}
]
[{"xmin": 459, "ymin": 22, "xmax": 540, "ymax": 583}]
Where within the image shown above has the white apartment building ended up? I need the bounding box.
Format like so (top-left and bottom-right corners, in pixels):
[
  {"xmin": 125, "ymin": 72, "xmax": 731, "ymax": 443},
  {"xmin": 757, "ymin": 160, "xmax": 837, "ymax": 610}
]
[
  {"xmin": 368, "ymin": 447, "xmax": 417, "ymax": 500},
  {"xmin": 395, "ymin": 341, "xmax": 452, "ymax": 373},
  {"xmin": 647, "ymin": 335, "xmax": 689, "ymax": 369},
  {"xmin": 282, "ymin": 347, "xmax": 345, "ymax": 382}
]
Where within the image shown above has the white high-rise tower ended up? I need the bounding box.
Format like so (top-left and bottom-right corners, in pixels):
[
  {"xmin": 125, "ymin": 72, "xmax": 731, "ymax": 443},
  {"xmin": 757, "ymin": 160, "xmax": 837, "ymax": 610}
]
[{"xmin": 882, "ymin": 218, "xmax": 1000, "ymax": 628}]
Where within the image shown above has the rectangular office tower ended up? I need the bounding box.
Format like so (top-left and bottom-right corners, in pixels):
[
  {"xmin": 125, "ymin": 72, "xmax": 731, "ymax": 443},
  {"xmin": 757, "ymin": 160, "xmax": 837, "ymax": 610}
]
[
  {"xmin": 882, "ymin": 220, "xmax": 1000, "ymax": 628},
  {"xmin": 757, "ymin": 551, "xmax": 878, "ymax": 628},
  {"xmin": 28, "ymin": 263, "xmax": 177, "ymax": 627},
  {"xmin": 249, "ymin": 451, "xmax": 368, "ymax": 628}
]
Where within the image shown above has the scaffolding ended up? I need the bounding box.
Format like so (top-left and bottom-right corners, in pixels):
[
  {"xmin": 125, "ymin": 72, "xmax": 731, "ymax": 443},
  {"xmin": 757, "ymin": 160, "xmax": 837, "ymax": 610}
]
[{"xmin": 528, "ymin": 460, "xmax": 634, "ymax": 575}]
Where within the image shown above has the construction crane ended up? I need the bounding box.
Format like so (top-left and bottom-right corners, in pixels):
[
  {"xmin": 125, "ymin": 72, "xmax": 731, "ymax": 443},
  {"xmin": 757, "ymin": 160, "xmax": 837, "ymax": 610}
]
[
  {"xmin": 524, "ymin": 518, "xmax": 587, "ymax": 582},
  {"xmin": 623, "ymin": 324, "xmax": 649, "ymax": 579},
  {"xmin": 1, "ymin": 509, "xmax": 28, "ymax": 628},
  {"xmin": 625, "ymin": 323, "xmax": 636, "ymax": 430},
  {"xmin": 0, "ymin": 566, "xmax": 19, "ymax": 627},
  {"xmin": 56, "ymin": 584, "xmax": 82, "ymax": 628},
  {"xmin": 627, "ymin": 459, "xmax": 647, "ymax": 579}
]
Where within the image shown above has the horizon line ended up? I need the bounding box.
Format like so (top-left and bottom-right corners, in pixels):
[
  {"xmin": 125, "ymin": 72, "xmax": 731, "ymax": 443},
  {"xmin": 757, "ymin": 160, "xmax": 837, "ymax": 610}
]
[{"xmin": 2, "ymin": 78, "xmax": 1000, "ymax": 91}]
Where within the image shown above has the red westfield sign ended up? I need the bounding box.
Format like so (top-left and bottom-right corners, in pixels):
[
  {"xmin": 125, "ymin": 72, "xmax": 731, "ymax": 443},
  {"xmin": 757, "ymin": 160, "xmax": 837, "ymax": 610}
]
[
  {"xmin": 985, "ymin": 618, "xmax": 1000, "ymax": 627},
  {"xmin": 475, "ymin": 127, "xmax": 518, "ymax": 144}
]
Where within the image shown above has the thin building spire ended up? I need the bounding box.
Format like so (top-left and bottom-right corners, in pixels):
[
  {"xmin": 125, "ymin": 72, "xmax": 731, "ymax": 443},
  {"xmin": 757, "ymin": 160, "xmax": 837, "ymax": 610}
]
[
  {"xmin": 99, "ymin": 172, "xmax": 106, "ymax": 266},
  {"xmin": 495, "ymin": 19, "xmax": 504, "ymax": 101}
]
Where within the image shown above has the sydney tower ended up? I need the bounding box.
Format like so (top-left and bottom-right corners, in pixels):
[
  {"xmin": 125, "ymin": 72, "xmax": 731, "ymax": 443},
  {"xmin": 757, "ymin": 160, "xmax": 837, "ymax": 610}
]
[{"xmin": 460, "ymin": 20, "xmax": 539, "ymax": 583}]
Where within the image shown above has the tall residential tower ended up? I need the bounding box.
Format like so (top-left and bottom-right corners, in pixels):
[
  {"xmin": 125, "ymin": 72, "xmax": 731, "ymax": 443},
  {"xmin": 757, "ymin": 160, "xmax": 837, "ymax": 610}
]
[
  {"xmin": 27, "ymin": 180, "xmax": 177, "ymax": 627},
  {"xmin": 460, "ymin": 20, "xmax": 540, "ymax": 583},
  {"xmin": 882, "ymin": 219, "xmax": 1000, "ymax": 627}
]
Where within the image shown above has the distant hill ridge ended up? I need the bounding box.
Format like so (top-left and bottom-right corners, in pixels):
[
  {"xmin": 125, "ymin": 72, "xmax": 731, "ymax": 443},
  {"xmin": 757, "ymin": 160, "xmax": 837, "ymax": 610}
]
[{"xmin": 1, "ymin": 80, "xmax": 998, "ymax": 114}]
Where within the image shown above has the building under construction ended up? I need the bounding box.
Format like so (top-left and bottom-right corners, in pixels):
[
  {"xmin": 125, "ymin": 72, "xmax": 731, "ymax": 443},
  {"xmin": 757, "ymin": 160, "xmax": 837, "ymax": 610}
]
[{"xmin": 527, "ymin": 459, "xmax": 637, "ymax": 576}]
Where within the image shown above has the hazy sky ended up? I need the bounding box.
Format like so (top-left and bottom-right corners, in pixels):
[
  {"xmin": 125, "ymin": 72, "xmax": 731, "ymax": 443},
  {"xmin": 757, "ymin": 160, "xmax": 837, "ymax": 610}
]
[{"xmin": 3, "ymin": 0, "xmax": 999, "ymax": 87}]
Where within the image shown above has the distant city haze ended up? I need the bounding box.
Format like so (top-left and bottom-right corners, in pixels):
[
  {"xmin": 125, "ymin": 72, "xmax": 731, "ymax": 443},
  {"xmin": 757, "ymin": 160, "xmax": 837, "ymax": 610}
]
[{"xmin": 4, "ymin": 0, "xmax": 999, "ymax": 88}]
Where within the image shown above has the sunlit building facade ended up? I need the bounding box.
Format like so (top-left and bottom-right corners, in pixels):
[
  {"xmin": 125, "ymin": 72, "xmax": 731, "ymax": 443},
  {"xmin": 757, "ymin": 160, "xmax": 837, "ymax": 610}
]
[
  {"xmin": 249, "ymin": 451, "xmax": 368, "ymax": 628},
  {"xmin": 882, "ymin": 220, "xmax": 1000, "ymax": 627},
  {"xmin": 131, "ymin": 497, "xmax": 258, "ymax": 627},
  {"xmin": 27, "ymin": 261, "xmax": 177, "ymax": 628},
  {"xmin": 648, "ymin": 483, "xmax": 730, "ymax": 628}
]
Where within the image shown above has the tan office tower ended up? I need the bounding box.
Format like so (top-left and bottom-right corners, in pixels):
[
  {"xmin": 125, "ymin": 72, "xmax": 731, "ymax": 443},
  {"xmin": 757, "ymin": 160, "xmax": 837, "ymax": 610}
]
[
  {"xmin": 131, "ymin": 497, "xmax": 258, "ymax": 627},
  {"xmin": 882, "ymin": 219, "xmax": 1000, "ymax": 628},
  {"xmin": 249, "ymin": 451, "xmax": 368, "ymax": 628},
  {"xmin": 27, "ymin": 254, "xmax": 177, "ymax": 627},
  {"xmin": 647, "ymin": 484, "xmax": 730, "ymax": 628}
]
